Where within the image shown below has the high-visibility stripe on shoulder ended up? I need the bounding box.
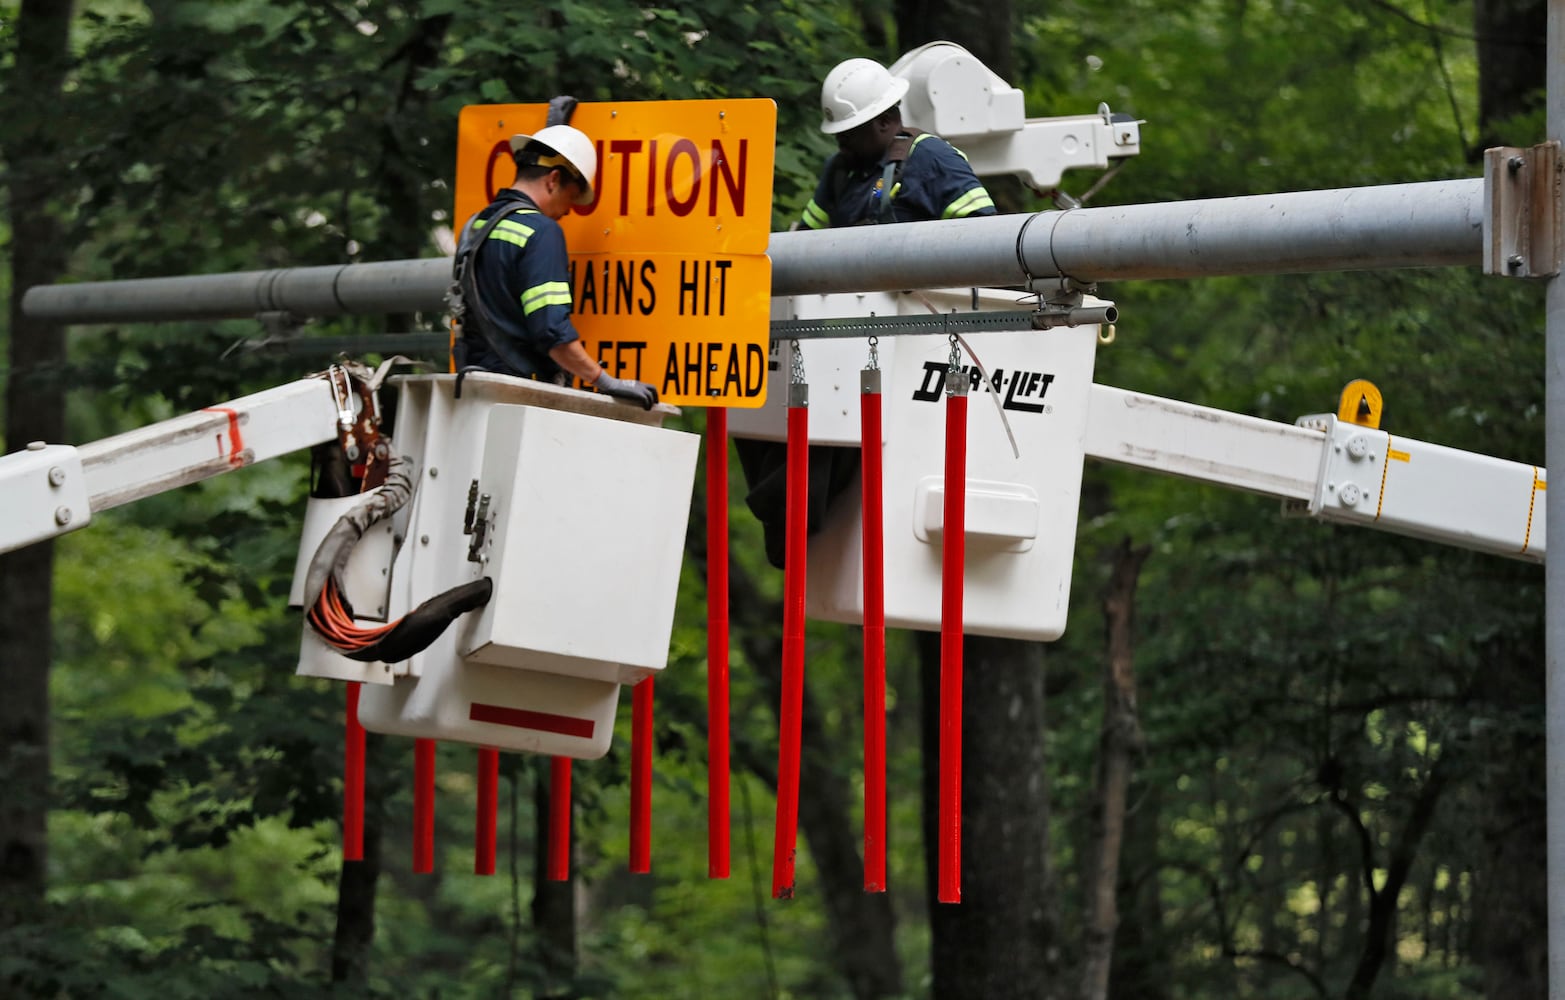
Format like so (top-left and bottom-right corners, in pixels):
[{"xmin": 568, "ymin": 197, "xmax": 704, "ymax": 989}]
[
  {"xmin": 801, "ymin": 199, "xmax": 829, "ymax": 230},
  {"xmin": 943, "ymin": 186, "xmax": 995, "ymax": 219},
  {"xmin": 912, "ymin": 132, "xmax": 974, "ymax": 163},
  {"xmin": 488, "ymin": 215, "xmax": 539, "ymax": 248},
  {"xmin": 520, "ymin": 280, "xmax": 571, "ymax": 316}
]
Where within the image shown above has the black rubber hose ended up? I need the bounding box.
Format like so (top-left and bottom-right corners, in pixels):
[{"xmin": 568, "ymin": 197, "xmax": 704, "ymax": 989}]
[{"xmin": 343, "ymin": 578, "xmax": 494, "ymax": 663}]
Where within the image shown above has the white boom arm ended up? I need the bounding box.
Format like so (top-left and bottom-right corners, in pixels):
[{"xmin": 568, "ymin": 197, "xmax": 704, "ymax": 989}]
[
  {"xmin": 0, "ymin": 376, "xmax": 341, "ymax": 553},
  {"xmin": 1086, "ymin": 385, "xmax": 1546, "ymax": 562}
]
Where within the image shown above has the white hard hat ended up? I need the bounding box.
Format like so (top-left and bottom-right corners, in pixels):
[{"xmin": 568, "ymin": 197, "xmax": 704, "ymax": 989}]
[
  {"xmin": 510, "ymin": 124, "xmax": 597, "ymax": 205},
  {"xmin": 819, "ymin": 58, "xmax": 910, "ymax": 135}
]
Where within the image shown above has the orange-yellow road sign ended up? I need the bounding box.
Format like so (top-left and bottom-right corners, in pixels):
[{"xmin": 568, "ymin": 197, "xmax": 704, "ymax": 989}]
[{"xmin": 455, "ymin": 100, "xmax": 776, "ymax": 255}]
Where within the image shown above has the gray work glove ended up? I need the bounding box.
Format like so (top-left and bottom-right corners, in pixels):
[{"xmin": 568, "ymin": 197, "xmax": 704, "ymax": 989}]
[
  {"xmin": 595, "ymin": 373, "xmax": 659, "ymax": 410},
  {"xmin": 546, "ymin": 95, "xmax": 578, "ymax": 127}
]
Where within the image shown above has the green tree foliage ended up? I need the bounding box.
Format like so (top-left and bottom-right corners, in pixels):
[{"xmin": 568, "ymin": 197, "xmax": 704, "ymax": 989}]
[{"xmin": 0, "ymin": 0, "xmax": 1551, "ymax": 996}]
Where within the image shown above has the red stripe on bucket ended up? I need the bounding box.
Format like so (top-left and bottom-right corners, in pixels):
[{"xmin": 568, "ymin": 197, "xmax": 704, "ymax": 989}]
[{"xmin": 469, "ymin": 702, "xmax": 595, "ymax": 739}]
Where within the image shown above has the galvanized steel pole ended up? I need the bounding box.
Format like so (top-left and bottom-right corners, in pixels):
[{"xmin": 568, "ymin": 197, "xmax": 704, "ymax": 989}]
[
  {"xmin": 1548, "ymin": 1, "xmax": 1565, "ymax": 995},
  {"xmin": 22, "ymin": 179, "xmax": 1484, "ymax": 324},
  {"xmin": 21, "ymin": 259, "xmax": 451, "ymax": 324},
  {"xmin": 771, "ymin": 178, "xmax": 1483, "ymax": 292}
]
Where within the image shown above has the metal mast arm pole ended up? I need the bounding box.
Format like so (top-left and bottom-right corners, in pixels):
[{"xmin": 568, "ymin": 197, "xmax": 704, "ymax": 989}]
[
  {"xmin": 1546, "ymin": 0, "xmax": 1565, "ymax": 994},
  {"xmin": 772, "ymin": 178, "xmax": 1482, "ymax": 292},
  {"xmin": 21, "ymin": 180, "xmax": 1484, "ymax": 325}
]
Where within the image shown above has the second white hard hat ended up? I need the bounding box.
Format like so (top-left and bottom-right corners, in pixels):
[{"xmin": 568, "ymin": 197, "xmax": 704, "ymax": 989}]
[
  {"xmin": 819, "ymin": 58, "xmax": 910, "ymax": 135},
  {"xmin": 510, "ymin": 124, "xmax": 597, "ymax": 205}
]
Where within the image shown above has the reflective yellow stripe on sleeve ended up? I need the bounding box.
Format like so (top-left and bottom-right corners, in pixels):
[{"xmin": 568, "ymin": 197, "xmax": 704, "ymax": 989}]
[
  {"xmin": 519, "ymin": 280, "xmax": 571, "ymax": 316},
  {"xmin": 943, "ymin": 186, "xmax": 995, "ymax": 219},
  {"xmin": 801, "ymin": 199, "xmax": 829, "ymax": 230}
]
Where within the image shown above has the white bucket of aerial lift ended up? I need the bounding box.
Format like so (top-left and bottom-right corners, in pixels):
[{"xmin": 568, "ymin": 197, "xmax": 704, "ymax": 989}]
[
  {"xmin": 728, "ymin": 286, "xmax": 1102, "ymax": 640},
  {"xmin": 805, "ymin": 303, "xmax": 1099, "ymax": 641},
  {"xmin": 460, "ymin": 399, "xmax": 698, "ymax": 683},
  {"xmin": 299, "ymin": 373, "xmax": 699, "ymax": 759}
]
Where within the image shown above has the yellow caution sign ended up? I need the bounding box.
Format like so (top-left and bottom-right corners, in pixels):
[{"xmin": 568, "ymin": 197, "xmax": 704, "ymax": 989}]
[
  {"xmin": 1337, "ymin": 379, "xmax": 1384, "ymax": 429},
  {"xmin": 453, "ymin": 100, "xmax": 776, "ymax": 407}
]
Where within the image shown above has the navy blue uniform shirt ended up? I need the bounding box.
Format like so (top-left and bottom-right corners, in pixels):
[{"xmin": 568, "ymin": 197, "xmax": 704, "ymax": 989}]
[
  {"xmin": 461, "ymin": 189, "xmax": 579, "ymax": 381},
  {"xmin": 800, "ymin": 131, "xmax": 995, "ymax": 229}
]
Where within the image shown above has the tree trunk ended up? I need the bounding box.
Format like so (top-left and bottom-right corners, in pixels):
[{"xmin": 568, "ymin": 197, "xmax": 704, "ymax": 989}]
[
  {"xmin": 0, "ymin": 0, "xmax": 74, "ymax": 931},
  {"xmin": 1341, "ymin": 756, "xmax": 1452, "ymax": 999},
  {"xmin": 1471, "ymin": 641, "xmax": 1547, "ymax": 999},
  {"xmin": 331, "ymin": 728, "xmax": 392, "ymax": 982},
  {"xmin": 919, "ymin": 632, "xmax": 1058, "ymax": 1000},
  {"xmin": 1080, "ymin": 540, "xmax": 1149, "ymax": 1000},
  {"xmin": 323, "ymin": 14, "xmax": 456, "ymax": 968},
  {"xmin": 373, "ymin": 11, "xmax": 452, "ymax": 267},
  {"xmin": 532, "ymin": 760, "xmax": 577, "ymax": 997},
  {"xmin": 892, "ymin": 0, "xmax": 1014, "ymax": 82},
  {"xmin": 1468, "ymin": 0, "xmax": 1549, "ymax": 987},
  {"xmin": 331, "ymin": 733, "xmax": 383, "ymax": 982},
  {"xmin": 740, "ymin": 594, "xmax": 903, "ymax": 998},
  {"xmin": 1472, "ymin": 0, "xmax": 1548, "ymax": 150},
  {"xmin": 855, "ymin": 0, "xmax": 891, "ymax": 56},
  {"xmin": 892, "ymin": 17, "xmax": 1047, "ymax": 1000},
  {"xmin": 1108, "ymin": 781, "xmax": 1170, "ymax": 1000}
]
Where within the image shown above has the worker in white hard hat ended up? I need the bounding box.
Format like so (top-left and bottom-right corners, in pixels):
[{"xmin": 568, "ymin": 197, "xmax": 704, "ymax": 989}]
[
  {"xmin": 450, "ymin": 113, "xmax": 659, "ymax": 408},
  {"xmin": 800, "ymin": 57, "xmax": 995, "ymax": 229},
  {"xmin": 732, "ymin": 59, "xmax": 999, "ymax": 568}
]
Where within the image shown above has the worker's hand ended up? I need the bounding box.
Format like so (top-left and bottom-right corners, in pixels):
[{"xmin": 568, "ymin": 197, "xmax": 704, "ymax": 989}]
[{"xmin": 595, "ymin": 373, "xmax": 659, "ymax": 410}]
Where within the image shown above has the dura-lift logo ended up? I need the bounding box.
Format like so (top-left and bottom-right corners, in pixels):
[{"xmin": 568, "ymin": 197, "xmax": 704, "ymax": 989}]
[{"xmin": 911, "ymin": 362, "xmax": 1056, "ymax": 413}]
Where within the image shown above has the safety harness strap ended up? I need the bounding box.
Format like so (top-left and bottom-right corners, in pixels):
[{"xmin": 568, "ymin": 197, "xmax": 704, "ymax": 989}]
[{"xmin": 448, "ymin": 203, "xmax": 549, "ymax": 382}]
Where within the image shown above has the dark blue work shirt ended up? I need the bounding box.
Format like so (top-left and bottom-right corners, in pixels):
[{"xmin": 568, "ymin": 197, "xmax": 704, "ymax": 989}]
[
  {"xmin": 460, "ymin": 189, "xmax": 579, "ymax": 381},
  {"xmin": 800, "ymin": 132, "xmax": 996, "ymax": 229}
]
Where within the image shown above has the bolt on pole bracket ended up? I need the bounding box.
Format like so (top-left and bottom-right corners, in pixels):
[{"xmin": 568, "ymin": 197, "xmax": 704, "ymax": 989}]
[{"xmin": 1483, "ymin": 141, "xmax": 1562, "ymax": 278}]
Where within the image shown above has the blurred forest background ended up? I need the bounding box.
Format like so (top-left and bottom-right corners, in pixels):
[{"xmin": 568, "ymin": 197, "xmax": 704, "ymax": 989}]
[{"xmin": 0, "ymin": 0, "xmax": 1553, "ymax": 997}]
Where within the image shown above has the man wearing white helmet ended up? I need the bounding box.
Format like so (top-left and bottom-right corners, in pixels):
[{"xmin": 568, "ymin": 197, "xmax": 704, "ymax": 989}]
[
  {"xmin": 737, "ymin": 59, "xmax": 997, "ymax": 567},
  {"xmin": 452, "ymin": 109, "xmax": 659, "ymax": 408},
  {"xmin": 800, "ymin": 57, "xmax": 995, "ymax": 229}
]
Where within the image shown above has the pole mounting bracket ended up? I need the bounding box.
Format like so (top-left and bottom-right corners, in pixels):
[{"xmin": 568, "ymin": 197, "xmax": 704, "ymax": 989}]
[{"xmin": 1483, "ymin": 141, "xmax": 1561, "ymax": 279}]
